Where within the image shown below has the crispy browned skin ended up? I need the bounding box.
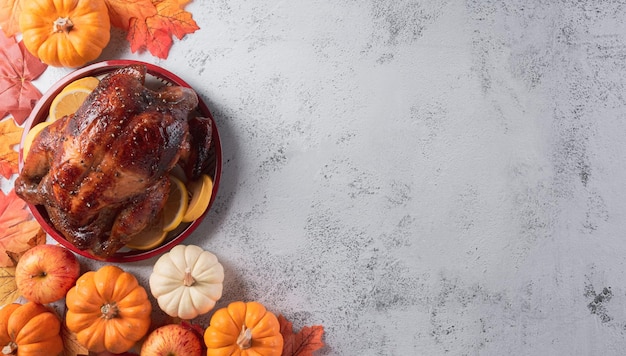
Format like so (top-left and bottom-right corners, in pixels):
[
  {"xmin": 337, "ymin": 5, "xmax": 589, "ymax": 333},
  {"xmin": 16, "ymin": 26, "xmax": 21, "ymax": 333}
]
[{"xmin": 15, "ymin": 65, "xmax": 212, "ymax": 258}]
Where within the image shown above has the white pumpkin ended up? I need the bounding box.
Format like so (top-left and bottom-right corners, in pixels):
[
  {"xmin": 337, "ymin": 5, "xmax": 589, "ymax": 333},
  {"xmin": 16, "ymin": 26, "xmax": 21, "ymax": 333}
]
[{"xmin": 149, "ymin": 244, "xmax": 224, "ymax": 320}]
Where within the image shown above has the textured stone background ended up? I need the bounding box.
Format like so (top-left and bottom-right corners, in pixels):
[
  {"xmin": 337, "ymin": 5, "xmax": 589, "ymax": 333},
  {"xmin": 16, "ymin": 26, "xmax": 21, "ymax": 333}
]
[{"xmin": 30, "ymin": 1, "xmax": 626, "ymax": 354}]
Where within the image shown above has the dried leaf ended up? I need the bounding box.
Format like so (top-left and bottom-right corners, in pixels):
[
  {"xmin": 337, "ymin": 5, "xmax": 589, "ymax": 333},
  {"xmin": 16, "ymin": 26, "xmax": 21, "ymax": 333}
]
[
  {"xmin": 0, "ymin": 31, "xmax": 47, "ymax": 124},
  {"xmin": 61, "ymin": 320, "xmax": 89, "ymax": 356},
  {"xmin": 0, "ymin": 117, "xmax": 22, "ymax": 179},
  {"xmin": 127, "ymin": 0, "xmax": 199, "ymax": 59},
  {"xmin": 279, "ymin": 315, "xmax": 325, "ymax": 356},
  {"xmin": 0, "ymin": 0, "xmax": 23, "ymax": 38},
  {"xmin": 104, "ymin": 0, "xmax": 157, "ymax": 30},
  {"xmin": 0, "ymin": 189, "xmax": 45, "ymax": 267},
  {"xmin": 0, "ymin": 266, "xmax": 19, "ymax": 305}
]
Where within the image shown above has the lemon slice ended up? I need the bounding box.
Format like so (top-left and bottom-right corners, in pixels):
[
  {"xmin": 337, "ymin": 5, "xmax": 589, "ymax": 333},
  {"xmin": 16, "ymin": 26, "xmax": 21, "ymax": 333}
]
[
  {"xmin": 126, "ymin": 213, "xmax": 168, "ymax": 250},
  {"xmin": 162, "ymin": 175, "xmax": 189, "ymax": 232},
  {"xmin": 62, "ymin": 76, "xmax": 100, "ymax": 93},
  {"xmin": 49, "ymin": 87, "xmax": 92, "ymax": 122},
  {"xmin": 22, "ymin": 121, "xmax": 52, "ymax": 160},
  {"xmin": 182, "ymin": 174, "xmax": 213, "ymax": 222}
]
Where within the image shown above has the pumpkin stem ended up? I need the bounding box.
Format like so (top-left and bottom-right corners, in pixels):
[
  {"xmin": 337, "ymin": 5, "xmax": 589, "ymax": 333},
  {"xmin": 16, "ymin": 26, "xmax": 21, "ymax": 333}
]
[
  {"xmin": 52, "ymin": 17, "xmax": 73, "ymax": 33},
  {"xmin": 101, "ymin": 302, "xmax": 119, "ymax": 320},
  {"xmin": 236, "ymin": 325, "xmax": 253, "ymax": 350},
  {"xmin": 1, "ymin": 341, "xmax": 17, "ymax": 355},
  {"xmin": 183, "ymin": 267, "xmax": 195, "ymax": 286}
]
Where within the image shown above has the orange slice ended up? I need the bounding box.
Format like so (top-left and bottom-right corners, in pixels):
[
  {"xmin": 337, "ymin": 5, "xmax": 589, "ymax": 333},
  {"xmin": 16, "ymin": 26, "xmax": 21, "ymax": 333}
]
[
  {"xmin": 22, "ymin": 121, "xmax": 52, "ymax": 160},
  {"xmin": 162, "ymin": 175, "xmax": 188, "ymax": 232},
  {"xmin": 49, "ymin": 87, "xmax": 92, "ymax": 122},
  {"xmin": 182, "ymin": 174, "xmax": 213, "ymax": 222},
  {"xmin": 62, "ymin": 76, "xmax": 100, "ymax": 93},
  {"xmin": 125, "ymin": 213, "xmax": 168, "ymax": 250}
]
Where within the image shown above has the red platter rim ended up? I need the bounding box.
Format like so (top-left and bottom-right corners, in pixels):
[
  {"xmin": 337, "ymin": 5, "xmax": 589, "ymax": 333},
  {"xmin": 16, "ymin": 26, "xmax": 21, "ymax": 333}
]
[{"xmin": 19, "ymin": 59, "xmax": 222, "ymax": 262}]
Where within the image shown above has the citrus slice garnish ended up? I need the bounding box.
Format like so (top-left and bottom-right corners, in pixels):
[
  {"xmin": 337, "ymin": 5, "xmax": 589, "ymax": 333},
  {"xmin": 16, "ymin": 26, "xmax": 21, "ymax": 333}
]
[
  {"xmin": 49, "ymin": 87, "xmax": 92, "ymax": 121},
  {"xmin": 162, "ymin": 175, "xmax": 188, "ymax": 232},
  {"xmin": 182, "ymin": 174, "xmax": 213, "ymax": 223},
  {"xmin": 62, "ymin": 76, "xmax": 100, "ymax": 93},
  {"xmin": 22, "ymin": 121, "xmax": 52, "ymax": 160},
  {"xmin": 125, "ymin": 213, "xmax": 168, "ymax": 250}
]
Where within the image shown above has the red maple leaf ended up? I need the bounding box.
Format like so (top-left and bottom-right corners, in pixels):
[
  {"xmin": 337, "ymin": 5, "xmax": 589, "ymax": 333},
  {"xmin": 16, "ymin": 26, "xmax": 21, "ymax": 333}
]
[
  {"xmin": 279, "ymin": 315, "xmax": 325, "ymax": 356},
  {"xmin": 127, "ymin": 0, "xmax": 199, "ymax": 59},
  {"xmin": 0, "ymin": 31, "xmax": 47, "ymax": 124},
  {"xmin": 0, "ymin": 189, "xmax": 46, "ymax": 267}
]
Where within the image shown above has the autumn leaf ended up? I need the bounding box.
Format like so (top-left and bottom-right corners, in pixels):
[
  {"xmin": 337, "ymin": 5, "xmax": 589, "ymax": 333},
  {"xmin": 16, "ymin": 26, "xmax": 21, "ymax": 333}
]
[
  {"xmin": 0, "ymin": 266, "xmax": 19, "ymax": 305},
  {"xmin": 60, "ymin": 321, "xmax": 89, "ymax": 356},
  {"xmin": 0, "ymin": 189, "xmax": 45, "ymax": 267},
  {"xmin": 279, "ymin": 315, "xmax": 325, "ymax": 356},
  {"xmin": 0, "ymin": 0, "xmax": 23, "ymax": 38},
  {"xmin": 105, "ymin": 0, "xmax": 157, "ymax": 30},
  {"xmin": 0, "ymin": 117, "xmax": 22, "ymax": 179},
  {"xmin": 127, "ymin": 0, "xmax": 199, "ymax": 59},
  {"xmin": 0, "ymin": 31, "xmax": 47, "ymax": 124}
]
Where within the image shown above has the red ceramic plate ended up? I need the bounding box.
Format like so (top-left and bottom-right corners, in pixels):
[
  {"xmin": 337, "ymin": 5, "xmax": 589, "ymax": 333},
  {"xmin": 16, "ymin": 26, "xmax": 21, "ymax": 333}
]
[{"xmin": 18, "ymin": 60, "xmax": 222, "ymax": 262}]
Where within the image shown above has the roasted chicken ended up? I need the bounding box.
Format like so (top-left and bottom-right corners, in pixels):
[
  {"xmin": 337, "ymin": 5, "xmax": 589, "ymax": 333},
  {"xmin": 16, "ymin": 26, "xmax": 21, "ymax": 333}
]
[{"xmin": 15, "ymin": 65, "xmax": 213, "ymax": 258}]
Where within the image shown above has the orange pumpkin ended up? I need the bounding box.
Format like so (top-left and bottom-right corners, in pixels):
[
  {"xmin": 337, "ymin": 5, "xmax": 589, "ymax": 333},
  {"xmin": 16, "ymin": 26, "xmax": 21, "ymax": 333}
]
[
  {"xmin": 204, "ymin": 301, "xmax": 283, "ymax": 356},
  {"xmin": 65, "ymin": 265, "xmax": 152, "ymax": 354},
  {"xmin": 0, "ymin": 302, "xmax": 63, "ymax": 356},
  {"xmin": 19, "ymin": 0, "xmax": 111, "ymax": 67}
]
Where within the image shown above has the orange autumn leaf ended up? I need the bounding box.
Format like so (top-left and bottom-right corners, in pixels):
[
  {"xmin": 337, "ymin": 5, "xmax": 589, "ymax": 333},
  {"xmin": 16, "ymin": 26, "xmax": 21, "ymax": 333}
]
[
  {"xmin": 127, "ymin": 0, "xmax": 199, "ymax": 59},
  {"xmin": 0, "ymin": 118, "xmax": 23, "ymax": 179},
  {"xmin": 0, "ymin": 0, "xmax": 23, "ymax": 38},
  {"xmin": 279, "ymin": 315, "xmax": 325, "ymax": 356},
  {"xmin": 105, "ymin": 0, "xmax": 157, "ymax": 30},
  {"xmin": 0, "ymin": 189, "xmax": 45, "ymax": 267}
]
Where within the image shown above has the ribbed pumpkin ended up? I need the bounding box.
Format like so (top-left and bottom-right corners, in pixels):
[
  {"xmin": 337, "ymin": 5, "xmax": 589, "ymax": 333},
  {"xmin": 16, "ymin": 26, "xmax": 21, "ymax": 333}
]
[
  {"xmin": 0, "ymin": 302, "xmax": 63, "ymax": 356},
  {"xmin": 149, "ymin": 245, "xmax": 224, "ymax": 320},
  {"xmin": 204, "ymin": 301, "xmax": 283, "ymax": 356},
  {"xmin": 65, "ymin": 265, "xmax": 152, "ymax": 354},
  {"xmin": 19, "ymin": 0, "xmax": 111, "ymax": 67}
]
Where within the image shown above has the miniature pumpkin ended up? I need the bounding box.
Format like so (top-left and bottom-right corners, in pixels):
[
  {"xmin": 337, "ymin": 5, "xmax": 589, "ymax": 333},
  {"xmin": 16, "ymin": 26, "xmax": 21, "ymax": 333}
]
[
  {"xmin": 19, "ymin": 0, "xmax": 111, "ymax": 67},
  {"xmin": 0, "ymin": 302, "xmax": 63, "ymax": 356},
  {"xmin": 204, "ymin": 301, "xmax": 283, "ymax": 356},
  {"xmin": 65, "ymin": 265, "xmax": 152, "ymax": 354},
  {"xmin": 149, "ymin": 245, "xmax": 224, "ymax": 320}
]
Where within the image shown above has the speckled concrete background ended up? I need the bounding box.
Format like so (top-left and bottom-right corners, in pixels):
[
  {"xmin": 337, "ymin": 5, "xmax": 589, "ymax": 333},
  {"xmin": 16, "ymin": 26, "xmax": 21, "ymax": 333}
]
[{"xmin": 28, "ymin": 1, "xmax": 626, "ymax": 354}]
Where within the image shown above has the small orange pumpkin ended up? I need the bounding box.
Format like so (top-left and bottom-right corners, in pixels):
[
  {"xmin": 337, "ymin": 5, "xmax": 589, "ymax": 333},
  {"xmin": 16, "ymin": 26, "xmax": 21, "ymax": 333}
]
[
  {"xmin": 0, "ymin": 302, "xmax": 63, "ymax": 356},
  {"xmin": 204, "ymin": 301, "xmax": 283, "ymax": 356},
  {"xmin": 19, "ymin": 0, "xmax": 111, "ymax": 67},
  {"xmin": 65, "ymin": 265, "xmax": 152, "ymax": 354}
]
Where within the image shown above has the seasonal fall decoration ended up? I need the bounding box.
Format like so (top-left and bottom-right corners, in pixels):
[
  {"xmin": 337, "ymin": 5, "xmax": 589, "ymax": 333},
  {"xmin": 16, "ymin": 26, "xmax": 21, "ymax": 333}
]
[
  {"xmin": 18, "ymin": 0, "xmax": 111, "ymax": 67},
  {"xmin": 15, "ymin": 244, "xmax": 80, "ymax": 304},
  {"xmin": 0, "ymin": 119, "xmax": 22, "ymax": 180},
  {"xmin": 0, "ymin": 301, "xmax": 63, "ymax": 356},
  {"xmin": 278, "ymin": 315, "xmax": 325, "ymax": 356},
  {"xmin": 0, "ymin": 189, "xmax": 46, "ymax": 268},
  {"xmin": 0, "ymin": 31, "xmax": 47, "ymax": 124},
  {"xmin": 141, "ymin": 323, "xmax": 203, "ymax": 356},
  {"xmin": 65, "ymin": 265, "xmax": 152, "ymax": 354},
  {"xmin": 150, "ymin": 245, "xmax": 224, "ymax": 320},
  {"xmin": 204, "ymin": 301, "xmax": 284, "ymax": 356},
  {"xmin": 1, "ymin": 0, "xmax": 199, "ymax": 63}
]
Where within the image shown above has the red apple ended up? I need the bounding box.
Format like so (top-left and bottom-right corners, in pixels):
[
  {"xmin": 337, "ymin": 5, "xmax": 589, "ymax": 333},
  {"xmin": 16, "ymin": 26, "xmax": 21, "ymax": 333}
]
[
  {"xmin": 15, "ymin": 244, "xmax": 80, "ymax": 304},
  {"xmin": 141, "ymin": 324, "xmax": 203, "ymax": 356}
]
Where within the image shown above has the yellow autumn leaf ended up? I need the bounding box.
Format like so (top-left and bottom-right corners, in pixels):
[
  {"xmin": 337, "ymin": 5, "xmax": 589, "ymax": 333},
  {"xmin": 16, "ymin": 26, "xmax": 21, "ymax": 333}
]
[
  {"xmin": 0, "ymin": 118, "xmax": 23, "ymax": 179},
  {"xmin": 0, "ymin": 266, "xmax": 19, "ymax": 306}
]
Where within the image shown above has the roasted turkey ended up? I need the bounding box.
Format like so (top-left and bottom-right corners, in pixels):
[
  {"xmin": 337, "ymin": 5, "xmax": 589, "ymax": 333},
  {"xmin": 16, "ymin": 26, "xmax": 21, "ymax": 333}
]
[{"xmin": 15, "ymin": 65, "xmax": 213, "ymax": 258}]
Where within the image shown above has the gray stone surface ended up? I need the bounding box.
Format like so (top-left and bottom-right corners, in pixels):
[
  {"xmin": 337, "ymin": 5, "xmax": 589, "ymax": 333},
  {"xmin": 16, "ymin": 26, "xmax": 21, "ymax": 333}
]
[{"xmin": 29, "ymin": 1, "xmax": 626, "ymax": 354}]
